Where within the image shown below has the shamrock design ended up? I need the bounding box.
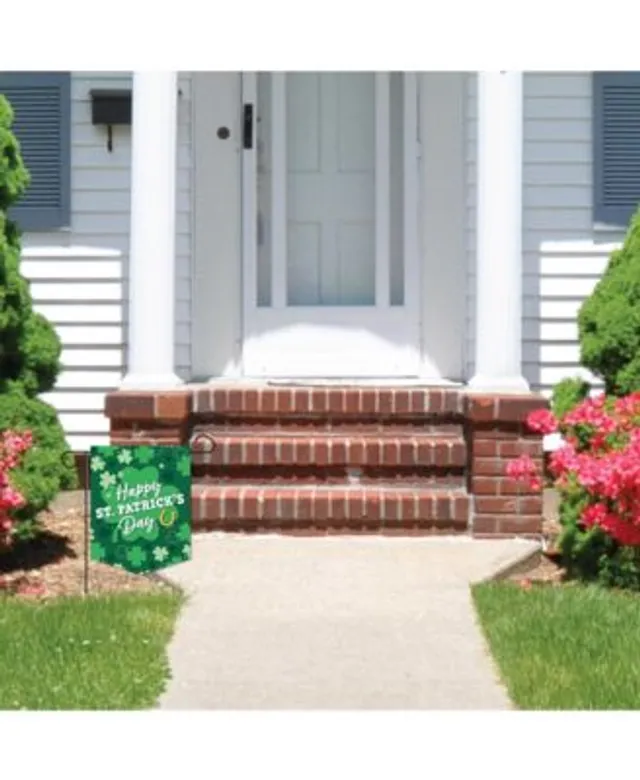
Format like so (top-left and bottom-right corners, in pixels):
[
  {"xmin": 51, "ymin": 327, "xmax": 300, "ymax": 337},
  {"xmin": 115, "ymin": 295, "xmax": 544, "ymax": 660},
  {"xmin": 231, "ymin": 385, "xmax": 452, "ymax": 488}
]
[
  {"xmin": 100, "ymin": 471, "xmax": 117, "ymax": 491},
  {"xmin": 90, "ymin": 455, "xmax": 105, "ymax": 473},
  {"xmin": 117, "ymin": 449, "xmax": 133, "ymax": 465},
  {"xmin": 152, "ymin": 546, "xmax": 169, "ymax": 563},
  {"xmin": 135, "ymin": 446, "xmax": 155, "ymax": 465},
  {"xmin": 126, "ymin": 546, "xmax": 147, "ymax": 569}
]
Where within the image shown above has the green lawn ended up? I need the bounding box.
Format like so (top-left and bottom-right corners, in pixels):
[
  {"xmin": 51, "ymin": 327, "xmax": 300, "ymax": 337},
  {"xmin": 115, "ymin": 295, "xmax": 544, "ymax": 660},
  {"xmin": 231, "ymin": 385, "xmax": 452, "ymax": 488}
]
[
  {"xmin": 0, "ymin": 590, "xmax": 183, "ymax": 709},
  {"xmin": 472, "ymin": 582, "xmax": 640, "ymax": 710}
]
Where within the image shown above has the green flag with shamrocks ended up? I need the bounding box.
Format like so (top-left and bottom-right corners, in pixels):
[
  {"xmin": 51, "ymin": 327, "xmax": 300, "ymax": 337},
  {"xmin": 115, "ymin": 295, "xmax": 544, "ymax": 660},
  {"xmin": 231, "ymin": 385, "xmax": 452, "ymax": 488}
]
[{"xmin": 89, "ymin": 445, "xmax": 192, "ymax": 574}]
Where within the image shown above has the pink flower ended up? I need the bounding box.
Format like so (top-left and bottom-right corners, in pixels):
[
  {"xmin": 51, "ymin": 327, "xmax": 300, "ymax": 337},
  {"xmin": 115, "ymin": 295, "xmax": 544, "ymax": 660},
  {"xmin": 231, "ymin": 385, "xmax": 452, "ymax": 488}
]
[
  {"xmin": 506, "ymin": 390, "xmax": 640, "ymax": 549},
  {"xmin": 526, "ymin": 409, "xmax": 558, "ymax": 435},
  {"xmin": 0, "ymin": 429, "xmax": 33, "ymax": 547},
  {"xmin": 549, "ymin": 444, "xmax": 579, "ymax": 477},
  {"xmin": 506, "ymin": 454, "xmax": 541, "ymax": 492}
]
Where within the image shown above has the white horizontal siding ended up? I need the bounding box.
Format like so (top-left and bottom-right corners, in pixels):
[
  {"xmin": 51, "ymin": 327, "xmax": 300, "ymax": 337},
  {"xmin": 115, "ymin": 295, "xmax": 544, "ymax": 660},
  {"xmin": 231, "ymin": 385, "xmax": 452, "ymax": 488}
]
[
  {"xmin": 22, "ymin": 248, "xmax": 124, "ymax": 451},
  {"xmin": 17, "ymin": 72, "xmax": 193, "ymax": 451},
  {"xmin": 465, "ymin": 72, "xmax": 626, "ymax": 393}
]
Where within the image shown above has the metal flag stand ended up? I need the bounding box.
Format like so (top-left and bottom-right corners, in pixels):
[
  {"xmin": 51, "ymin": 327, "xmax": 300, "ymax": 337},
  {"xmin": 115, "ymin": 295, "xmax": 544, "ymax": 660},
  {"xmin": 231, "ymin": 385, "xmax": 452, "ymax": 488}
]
[{"xmin": 61, "ymin": 450, "xmax": 91, "ymax": 597}]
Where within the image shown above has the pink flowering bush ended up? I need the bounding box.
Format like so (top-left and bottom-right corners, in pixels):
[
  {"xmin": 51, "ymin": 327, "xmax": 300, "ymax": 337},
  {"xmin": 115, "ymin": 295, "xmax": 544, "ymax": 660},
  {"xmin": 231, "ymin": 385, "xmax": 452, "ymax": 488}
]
[
  {"xmin": 508, "ymin": 391, "xmax": 640, "ymax": 588},
  {"xmin": 0, "ymin": 430, "xmax": 33, "ymax": 549}
]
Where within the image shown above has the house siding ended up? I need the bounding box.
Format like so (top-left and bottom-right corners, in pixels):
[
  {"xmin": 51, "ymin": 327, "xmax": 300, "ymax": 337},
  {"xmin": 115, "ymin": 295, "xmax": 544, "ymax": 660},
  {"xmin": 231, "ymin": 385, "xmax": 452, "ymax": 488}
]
[
  {"xmin": 465, "ymin": 71, "xmax": 625, "ymax": 395},
  {"xmin": 19, "ymin": 71, "xmax": 193, "ymax": 451}
]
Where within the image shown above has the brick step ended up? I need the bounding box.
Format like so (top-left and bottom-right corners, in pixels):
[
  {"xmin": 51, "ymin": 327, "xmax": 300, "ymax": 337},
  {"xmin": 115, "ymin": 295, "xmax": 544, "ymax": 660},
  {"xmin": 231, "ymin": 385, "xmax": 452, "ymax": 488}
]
[
  {"xmin": 190, "ymin": 429, "xmax": 466, "ymax": 469},
  {"xmin": 191, "ymin": 482, "xmax": 470, "ymax": 534},
  {"xmin": 192, "ymin": 385, "xmax": 464, "ymax": 421}
]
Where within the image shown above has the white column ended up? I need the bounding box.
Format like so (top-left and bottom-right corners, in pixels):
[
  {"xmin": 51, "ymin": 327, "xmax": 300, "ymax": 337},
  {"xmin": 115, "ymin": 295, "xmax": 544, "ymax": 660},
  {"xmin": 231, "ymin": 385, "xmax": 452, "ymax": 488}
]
[
  {"xmin": 468, "ymin": 71, "xmax": 529, "ymax": 393},
  {"xmin": 121, "ymin": 71, "xmax": 182, "ymax": 389}
]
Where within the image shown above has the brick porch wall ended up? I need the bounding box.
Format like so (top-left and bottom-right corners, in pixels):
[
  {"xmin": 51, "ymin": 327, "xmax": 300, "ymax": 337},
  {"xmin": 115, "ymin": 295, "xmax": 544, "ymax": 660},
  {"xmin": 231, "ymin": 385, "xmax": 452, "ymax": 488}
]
[{"xmin": 465, "ymin": 394, "xmax": 547, "ymax": 538}]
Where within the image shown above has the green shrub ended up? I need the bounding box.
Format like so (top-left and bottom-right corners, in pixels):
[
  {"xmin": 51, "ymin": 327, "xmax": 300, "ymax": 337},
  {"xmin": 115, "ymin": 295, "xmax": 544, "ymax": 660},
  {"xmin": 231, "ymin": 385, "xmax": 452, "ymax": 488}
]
[
  {"xmin": 550, "ymin": 376, "xmax": 591, "ymax": 419},
  {"xmin": 578, "ymin": 207, "xmax": 640, "ymax": 395},
  {"xmin": 0, "ymin": 96, "xmax": 62, "ymax": 396},
  {"xmin": 0, "ymin": 93, "xmax": 76, "ymax": 540}
]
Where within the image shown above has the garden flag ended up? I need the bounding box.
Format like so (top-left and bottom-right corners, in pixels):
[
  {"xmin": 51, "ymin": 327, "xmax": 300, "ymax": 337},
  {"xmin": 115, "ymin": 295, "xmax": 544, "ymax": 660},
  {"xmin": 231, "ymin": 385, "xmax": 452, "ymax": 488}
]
[{"xmin": 88, "ymin": 445, "xmax": 192, "ymax": 574}]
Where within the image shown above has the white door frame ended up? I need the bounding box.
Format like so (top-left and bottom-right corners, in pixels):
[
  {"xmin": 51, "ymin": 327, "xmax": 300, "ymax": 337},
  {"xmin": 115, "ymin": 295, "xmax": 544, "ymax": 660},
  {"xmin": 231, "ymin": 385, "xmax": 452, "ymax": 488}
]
[{"xmin": 240, "ymin": 71, "xmax": 422, "ymax": 378}]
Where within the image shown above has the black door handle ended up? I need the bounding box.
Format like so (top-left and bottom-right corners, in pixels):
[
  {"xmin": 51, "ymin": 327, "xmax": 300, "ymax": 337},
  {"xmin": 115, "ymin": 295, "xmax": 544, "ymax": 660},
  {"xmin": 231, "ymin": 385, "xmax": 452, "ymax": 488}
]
[{"xmin": 243, "ymin": 103, "xmax": 254, "ymax": 150}]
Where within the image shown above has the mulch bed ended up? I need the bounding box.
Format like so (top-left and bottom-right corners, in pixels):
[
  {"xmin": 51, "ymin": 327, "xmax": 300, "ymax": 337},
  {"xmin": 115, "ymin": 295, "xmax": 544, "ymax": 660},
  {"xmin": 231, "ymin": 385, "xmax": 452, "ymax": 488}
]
[{"xmin": 0, "ymin": 491, "xmax": 169, "ymax": 600}]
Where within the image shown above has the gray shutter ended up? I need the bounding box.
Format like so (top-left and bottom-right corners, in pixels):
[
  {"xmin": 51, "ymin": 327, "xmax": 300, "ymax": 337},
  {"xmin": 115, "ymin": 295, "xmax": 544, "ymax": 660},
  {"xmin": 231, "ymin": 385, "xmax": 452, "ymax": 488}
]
[
  {"xmin": 594, "ymin": 72, "xmax": 640, "ymax": 226},
  {"xmin": 0, "ymin": 72, "xmax": 71, "ymax": 231}
]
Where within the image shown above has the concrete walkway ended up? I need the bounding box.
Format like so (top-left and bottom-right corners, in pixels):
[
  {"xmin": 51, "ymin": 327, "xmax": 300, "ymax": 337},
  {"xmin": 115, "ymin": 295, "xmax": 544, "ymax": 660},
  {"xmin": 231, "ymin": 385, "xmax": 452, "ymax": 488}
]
[{"xmin": 159, "ymin": 535, "xmax": 539, "ymax": 710}]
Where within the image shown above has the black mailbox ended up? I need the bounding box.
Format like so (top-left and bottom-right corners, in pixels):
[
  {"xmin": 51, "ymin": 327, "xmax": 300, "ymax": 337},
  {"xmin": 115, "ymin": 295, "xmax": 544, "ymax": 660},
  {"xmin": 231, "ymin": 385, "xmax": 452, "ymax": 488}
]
[
  {"xmin": 91, "ymin": 89, "xmax": 132, "ymax": 125},
  {"xmin": 90, "ymin": 89, "xmax": 132, "ymax": 151}
]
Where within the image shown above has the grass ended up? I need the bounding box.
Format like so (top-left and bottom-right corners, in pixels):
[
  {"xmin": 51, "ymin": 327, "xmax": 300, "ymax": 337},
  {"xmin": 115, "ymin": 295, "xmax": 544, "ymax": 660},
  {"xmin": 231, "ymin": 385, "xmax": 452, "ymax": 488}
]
[
  {"xmin": 472, "ymin": 582, "xmax": 640, "ymax": 710},
  {"xmin": 0, "ymin": 590, "xmax": 183, "ymax": 709}
]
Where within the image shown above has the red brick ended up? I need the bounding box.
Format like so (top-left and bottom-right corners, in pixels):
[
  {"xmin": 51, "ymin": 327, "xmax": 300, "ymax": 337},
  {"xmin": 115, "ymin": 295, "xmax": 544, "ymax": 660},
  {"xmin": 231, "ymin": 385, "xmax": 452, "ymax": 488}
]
[
  {"xmin": 350, "ymin": 440, "xmax": 365, "ymax": 464},
  {"xmin": 262, "ymin": 439, "xmax": 277, "ymax": 463},
  {"xmin": 280, "ymin": 440, "xmax": 294, "ymax": 463},
  {"xmin": 243, "ymin": 490, "xmax": 261, "ymax": 520},
  {"xmin": 497, "ymin": 395, "xmax": 548, "ymax": 424},
  {"xmin": 244, "ymin": 389, "xmax": 260, "ymax": 414},
  {"xmin": 228, "ymin": 390, "xmax": 243, "ymax": 413},
  {"xmin": 311, "ymin": 389, "xmax": 330, "ymax": 414},
  {"xmin": 451, "ymin": 441, "xmax": 467, "ymax": 466},
  {"xmin": 105, "ymin": 391, "xmax": 156, "ymax": 421},
  {"xmin": 452, "ymin": 495, "xmax": 471, "ymax": 523},
  {"xmin": 473, "ymin": 458, "xmax": 504, "ymax": 476},
  {"xmin": 155, "ymin": 391, "xmax": 191, "ymax": 421},
  {"xmin": 473, "ymin": 439, "xmax": 499, "ymax": 457},
  {"xmin": 328, "ymin": 389, "xmax": 346, "ymax": 414},
  {"xmin": 472, "ymin": 516, "xmax": 498, "ymax": 534},
  {"xmin": 499, "ymin": 439, "xmax": 543, "ymax": 458},
  {"xmin": 475, "ymin": 496, "xmax": 518, "ymax": 514},
  {"xmin": 395, "ymin": 390, "xmax": 411, "ymax": 414},
  {"xmin": 297, "ymin": 441, "xmax": 312, "ymax": 465},
  {"xmin": 472, "ymin": 477, "xmax": 499, "ymax": 495},
  {"xmin": 345, "ymin": 390, "xmax": 360, "ymax": 415},
  {"xmin": 519, "ymin": 496, "xmax": 543, "ymax": 514},
  {"xmin": 245, "ymin": 441, "xmax": 260, "ymax": 465},
  {"xmin": 262, "ymin": 390, "xmax": 277, "ymax": 414},
  {"xmin": 410, "ymin": 390, "xmax": 426, "ymax": 414},
  {"xmin": 426, "ymin": 390, "xmax": 444, "ymax": 415},
  {"xmin": 465, "ymin": 395, "xmax": 497, "ymax": 423},
  {"xmin": 499, "ymin": 477, "xmax": 532, "ymax": 496},
  {"xmin": 314, "ymin": 440, "xmax": 330, "ymax": 465},
  {"xmin": 443, "ymin": 391, "xmax": 461, "ymax": 415},
  {"xmin": 497, "ymin": 516, "xmax": 543, "ymax": 535},
  {"xmin": 378, "ymin": 391, "xmax": 394, "ymax": 415},
  {"xmin": 361, "ymin": 389, "xmax": 378, "ymax": 414},
  {"xmin": 293, "ymin": 389, "xmax": 311, "ymax": 414}
]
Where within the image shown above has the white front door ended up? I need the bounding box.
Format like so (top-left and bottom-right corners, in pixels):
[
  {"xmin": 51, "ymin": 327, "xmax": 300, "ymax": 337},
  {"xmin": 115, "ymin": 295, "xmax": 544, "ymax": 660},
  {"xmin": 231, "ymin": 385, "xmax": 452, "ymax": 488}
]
[{"xmin": 241, "ymin": 72, "xmax": 421, "ymax": 378}]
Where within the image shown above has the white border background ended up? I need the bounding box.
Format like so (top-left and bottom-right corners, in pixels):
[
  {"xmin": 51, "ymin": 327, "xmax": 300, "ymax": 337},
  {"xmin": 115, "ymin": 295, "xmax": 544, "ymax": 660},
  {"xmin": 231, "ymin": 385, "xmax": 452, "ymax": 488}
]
[{"xmin": 2, "ymin": 2, "xmax": 639, "ymax": 777}]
